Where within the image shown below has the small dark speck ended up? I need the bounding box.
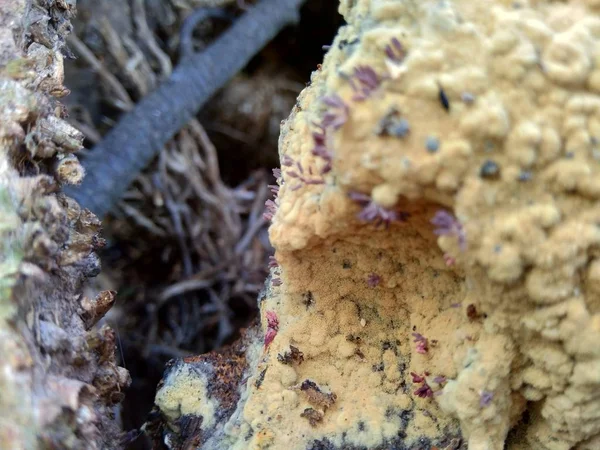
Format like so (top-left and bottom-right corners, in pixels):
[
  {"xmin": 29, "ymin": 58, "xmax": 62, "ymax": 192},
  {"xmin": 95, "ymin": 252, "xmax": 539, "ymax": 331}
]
[
  {"xmin": 399, "ymin": 409, "xmax": 412, "ymax": 429},
  {"xmin": 565, "ymin": 152, "xmax": 575, "ymax": 159},
  {"xmin": 343, "ymin": 260, "xmax": 352, "ymax": 269},
  {"xmin": 358, "ymin": 421, "xmax": 366, "ymax": 432},
  {"xmin": 302, "ymin": 291, "xmax": 315, "ymax": 308},
  {"xmin": 255, "ymin": 368, "xmax": 267, "ymax": 389},
  {"xmin": 438, "ymin": 84, "xmax": 450, "ymax": 111},
  {"xmin": 494, "ymin": 245, "xmax": 502, "ymax": 253},
  {"xmin": 480, "ymin": 160, "xmax": 501, "ymax": 179},
  {"xmin": 372, "ymin": 362, "xmax": 384, "ymax": 372},
  {"xmin": 391, "ymin": 118, "xmax": 410, "ymax": 137},
  {"xmin": 377, "ymin": 110, "xmax": 410, "ymax": 138},
  {"xmin": 426, "ymin": 136, "xmax": 440, "ymax": 153}
]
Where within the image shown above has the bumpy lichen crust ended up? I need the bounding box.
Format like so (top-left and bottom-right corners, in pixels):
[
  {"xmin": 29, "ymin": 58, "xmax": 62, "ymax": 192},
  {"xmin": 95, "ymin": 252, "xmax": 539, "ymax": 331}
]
[
  {"xmin": 0, "ymin": 1, "xmax": 129, "ymax": 448},
  {"xmin": 268, "ymin": 0, "xmax": 600, "ymax": 449},
  {"xmin": 147, "ymin": 325, "xmax": 261, "ymax": 449},
  {"xmin": 153, "ymin": 0, "xmax": 600, "ymax": 449}
]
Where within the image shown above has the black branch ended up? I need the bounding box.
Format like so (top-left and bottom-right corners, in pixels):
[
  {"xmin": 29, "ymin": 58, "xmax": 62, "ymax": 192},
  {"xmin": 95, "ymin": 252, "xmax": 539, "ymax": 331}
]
[{"xmin": 65, "ymin": 0, "xmax": 305, "ymax": 218}]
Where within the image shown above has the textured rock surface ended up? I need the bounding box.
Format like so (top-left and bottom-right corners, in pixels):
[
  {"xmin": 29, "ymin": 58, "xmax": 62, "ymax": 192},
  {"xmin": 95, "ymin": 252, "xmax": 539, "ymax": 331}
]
[
  {"xmin": 0, "ymin": 1, "xmax": 129, "ymax": 448},
  {"xmin": 150, "ymin": 0, "xmax": 600, "ymax": 449}
]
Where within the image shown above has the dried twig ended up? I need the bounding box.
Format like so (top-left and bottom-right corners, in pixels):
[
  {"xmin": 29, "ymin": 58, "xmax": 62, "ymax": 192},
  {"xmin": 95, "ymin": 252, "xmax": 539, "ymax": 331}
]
[
  {"xmin": 132, "ymin": 0, "xmax": 173, "ymax": 78},
  {"xmin": 178, "ymin": 7, "xmax": 233, "ymax": 59},
  {"xmin": 67, "ymin": 34, "xmax": 134, "ymax": 109},
  {"xmin": 100, "ymin": 18, "xmax": 157, "ymax": 97}
]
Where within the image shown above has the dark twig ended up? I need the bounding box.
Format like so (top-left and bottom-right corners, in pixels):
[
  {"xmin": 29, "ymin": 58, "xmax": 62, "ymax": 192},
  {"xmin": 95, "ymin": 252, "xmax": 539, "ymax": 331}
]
[
  {"xmin": 179, "ymin": 8, "xmax": 234, "ymax": 59},
  {"xmin": 65, "ymin": 0, "xmax": 306, "ymax": 218}
]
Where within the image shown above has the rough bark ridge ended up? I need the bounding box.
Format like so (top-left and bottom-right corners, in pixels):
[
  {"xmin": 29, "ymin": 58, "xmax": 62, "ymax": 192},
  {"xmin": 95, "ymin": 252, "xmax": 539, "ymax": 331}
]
[
  {"xmin": 149, "ymin": 1, "xmax": 600, "ymax": 449},
  {"xmin": 0, "ymin": 1, "xmax": 129, "ymax": 448}
]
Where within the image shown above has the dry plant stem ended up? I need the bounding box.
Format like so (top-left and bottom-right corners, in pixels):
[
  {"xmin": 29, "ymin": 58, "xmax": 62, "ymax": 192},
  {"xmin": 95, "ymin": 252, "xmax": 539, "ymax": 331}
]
[
  {"xmin": 132, "ymin": 0, "xmax": 173, "ymax": 78},
  {"xmin": 100, "ymin": 18, "xmax": 157, "ymax": 97},
  {"xmin": 65, "ymin": 0, "xmax": 306, "ymax": 218},
  {"xmin": 67, "ymin": 33, "xmax": 135, "ymax": 109}
]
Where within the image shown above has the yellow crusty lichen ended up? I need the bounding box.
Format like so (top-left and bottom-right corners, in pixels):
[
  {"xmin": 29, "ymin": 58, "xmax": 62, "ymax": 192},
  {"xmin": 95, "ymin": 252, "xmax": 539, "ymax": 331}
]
[
  {"xmin": 266, "ymin": 0, "xmax": 600, "ymax": 449},
  {"xmin": 154, "ymin": 363, "xmax": 218, "ymax": 430},
  {"xmin": 161, "ymin": 1, "xmax": 600, "ymax": 449}
]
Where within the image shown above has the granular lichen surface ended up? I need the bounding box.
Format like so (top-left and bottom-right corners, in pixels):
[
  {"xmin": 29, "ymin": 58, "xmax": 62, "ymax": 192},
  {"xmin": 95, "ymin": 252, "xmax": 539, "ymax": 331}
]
[{"xmin": 151, "ymin": 1, "xmax": 600, "ymax": 449}]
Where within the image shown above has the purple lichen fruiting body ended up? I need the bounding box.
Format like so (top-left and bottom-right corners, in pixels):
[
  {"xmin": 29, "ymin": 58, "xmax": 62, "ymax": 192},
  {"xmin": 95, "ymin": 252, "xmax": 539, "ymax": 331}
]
[
  {"xmin": 385, "ymin": 37, "xmax": 406, "ymax": 63},
  {"xmin": 431, "ymin": 210, "xmax": 466, "ymax": 250},
  {"xmin": 412, "ymin": 332, "xmax": 429, "ymax": 354},
  {"xmin": 348, "ymin": 65, "xmax": 381, "ymax": 101},
  {"xmin": 348, "ymin": 191, "xmax": 409, "ymax": 228},
  {"xmin": 367, "ymin": 273, "xmax": 381, "ymax": 288},
  {"xmin": 321, "ymin": 94, "xmax": 349, "ymax": 130}
]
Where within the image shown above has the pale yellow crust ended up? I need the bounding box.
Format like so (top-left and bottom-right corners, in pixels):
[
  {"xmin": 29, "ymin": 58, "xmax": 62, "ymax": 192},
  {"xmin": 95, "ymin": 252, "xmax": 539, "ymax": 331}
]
[{"xmin": 155, "ymin": 1, "xmax": 600, "ymax": 448}]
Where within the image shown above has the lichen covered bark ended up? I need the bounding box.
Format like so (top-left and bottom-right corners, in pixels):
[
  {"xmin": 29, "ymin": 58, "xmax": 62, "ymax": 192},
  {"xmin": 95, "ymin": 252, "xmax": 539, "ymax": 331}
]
[
  {"xmin": 152, "ymin": 0, "xmax": 600, "ymax": 449},
  {"xmin": 0, "ymin": 1, "xmax": 129, "ymax": 448}
]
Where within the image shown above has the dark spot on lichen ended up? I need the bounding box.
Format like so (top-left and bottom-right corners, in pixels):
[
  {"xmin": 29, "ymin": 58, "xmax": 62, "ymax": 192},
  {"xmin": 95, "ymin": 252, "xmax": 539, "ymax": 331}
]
[
  {"xmin": 372, "ymin": 362, "xmax": 384, "ymax": 372},
  {"xmin": 426, "ymin": 136, "xmax": 440, "ymax": 153},
  {"xmin": 376, "ymin": 108, "xmax": 410, "ymax": 138},
  {"xmin": 337, "ymin": 38, "xmax": 359, "ymax": 50},
  {"xmin": 300, "ymin": 380, "xmax": 337, "ymax": 411},
  {"xmin": 307, "ymin": 438, "xmax": 336, "ymax": 450},
  {"xmin": 277, "ymin": 345, "xmax": 304, "ymax": 365},
  {"xmin": 480, "ymin": 160, "xmax": 500, "ymax": 179},
  {"xmin": 343, "ymin": 260, "xmax": 352, "ymax": 269},
  {"xmin": 346, "ymin": 334, "xmax": 362, "ymax": 344},
  {"xmin": 466, "ymin": 304, "xmax": 479, "ymax": 321},
  {"xmin": 301, "ymin": 408, "xmax": 324, "ymax": 427},
  {"xmin": 255, "ymin": 367, "xmax": 267, "ymax": 389},
  {"xmin": 400, "ymin": 409, "xmax": 413, "ymax": 430},
  {"xmin": 438, "ymin": 84, "xmax": 450, "ymax": 111},
  {"xmin": 302, "ymin": 291, "xmax": 315, "ymax": 308}
]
